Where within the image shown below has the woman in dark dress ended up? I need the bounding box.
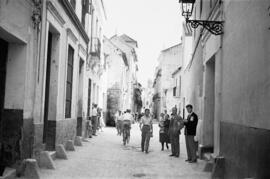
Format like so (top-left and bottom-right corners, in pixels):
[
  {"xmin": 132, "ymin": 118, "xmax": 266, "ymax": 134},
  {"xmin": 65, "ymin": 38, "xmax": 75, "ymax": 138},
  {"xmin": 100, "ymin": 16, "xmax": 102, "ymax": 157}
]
[{"xmin": 159, "ymin": 113, "xmax": 170, "ymax": 150}]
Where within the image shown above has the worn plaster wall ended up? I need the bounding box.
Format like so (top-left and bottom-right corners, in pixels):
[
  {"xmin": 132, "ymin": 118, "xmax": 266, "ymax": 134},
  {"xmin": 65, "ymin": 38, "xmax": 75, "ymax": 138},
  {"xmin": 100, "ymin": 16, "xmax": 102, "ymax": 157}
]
[
  {"xmin": 220, "ymin": 1, "xmax": 270, "ymax": 178},
  {"xmin": 42, "ymin": 0, "xmax": 88, "ymax": 150},
  {"xmin": 0, "ymin": 0, "xmax": 38, "ymax": 164},
  {"xmin": 158, "ymin": 44, "xmax": 182, "ymax": 113}
]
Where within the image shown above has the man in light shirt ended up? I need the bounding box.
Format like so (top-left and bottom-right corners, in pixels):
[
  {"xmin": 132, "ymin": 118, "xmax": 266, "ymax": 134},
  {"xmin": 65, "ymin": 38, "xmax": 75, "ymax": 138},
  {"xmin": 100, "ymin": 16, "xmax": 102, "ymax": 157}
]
[
  {"xmin": 122, "ymin": 109, "xmax": 133, "ymax": 145},
  {"xmin": 140, "ymin": 109, "xmax": 153, "ymax": 154},
  {"xmin": 122, "ymin": 110, "xmax": 133, "ymax": 122}
]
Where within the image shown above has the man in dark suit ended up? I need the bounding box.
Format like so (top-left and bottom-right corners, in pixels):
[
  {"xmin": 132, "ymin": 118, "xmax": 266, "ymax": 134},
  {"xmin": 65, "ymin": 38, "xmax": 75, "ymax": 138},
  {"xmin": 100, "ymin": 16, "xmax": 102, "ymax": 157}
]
[
  {"xmin": 184, "ymin": 104, "xmax": 198, "ymax": 163},
  {"xmin": 168, "ymin": 107, "xmax": 184, "ymax": 157}
]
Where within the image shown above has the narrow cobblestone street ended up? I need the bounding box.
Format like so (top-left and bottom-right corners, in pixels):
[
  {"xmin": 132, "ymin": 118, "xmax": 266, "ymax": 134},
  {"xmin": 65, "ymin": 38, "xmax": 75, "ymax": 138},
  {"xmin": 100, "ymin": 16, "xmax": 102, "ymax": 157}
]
[{"xmin": 39, "ymin": 124, "xmax": 210, "ymax": 179}]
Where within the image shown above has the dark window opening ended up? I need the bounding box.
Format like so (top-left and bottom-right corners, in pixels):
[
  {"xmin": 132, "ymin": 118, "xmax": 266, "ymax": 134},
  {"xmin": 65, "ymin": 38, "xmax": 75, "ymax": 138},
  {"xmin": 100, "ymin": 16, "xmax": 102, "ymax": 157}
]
[
  {"xmin": 81, "ymin": 0, "xmax": 89, "ymax": 28},
  {"xmin": 87, "ymin": 79, "xmax": 92, "ymax": 117},
  {"xmin": 179, "ymin": 76, "xmax": 181, "ymax": 96},
  {"xmin": 65, "ymin": 45, "xmax": 74, "ymax": 118},
  {"xmin": 173, "ymin": 87, "xmax": 177, "ymax": 97},
  {"xmin": 43, "ymin": 31, "xmax": 53, "ymax": 142}
]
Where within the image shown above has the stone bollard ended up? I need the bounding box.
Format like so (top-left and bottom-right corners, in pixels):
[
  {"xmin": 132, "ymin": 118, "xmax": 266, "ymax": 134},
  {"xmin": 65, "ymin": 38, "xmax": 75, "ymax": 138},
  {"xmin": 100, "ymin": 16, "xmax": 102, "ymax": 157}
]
[
  {"xmin": 24, "ymin": 159, "xmax": 40, "ymax": 179},
  {"xmin": 211, "ymin": 156, "xmax": 225, "ymax": 179},
  {"xmin": 65, "ymin": 140, "xmax": 75, "ymax": 151},
  {"xmin": 55, "ymin": 144, "xmax": 68, "ymax": 159},
  {"xmin": 38, "ymin": 151, "xmax": 56, "ymax": 169},
  {"xmin": 0, "ymin": 167, "xmax": 16, "ymax": 179},
  {"xmin": 74, "ymin": 136, "xmax": 83, "ymax": 146}
]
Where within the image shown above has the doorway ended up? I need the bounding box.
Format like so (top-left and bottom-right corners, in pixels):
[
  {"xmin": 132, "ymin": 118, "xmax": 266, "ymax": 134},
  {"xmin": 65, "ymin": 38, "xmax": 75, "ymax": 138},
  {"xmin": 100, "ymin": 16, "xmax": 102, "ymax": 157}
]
[
  {"xmin": 87, "ymin": 79, "xmax": 92, "ymax": 118},
  {"xmin": 0, "ymin": 38, "xmax": 8, "ymax": 175},
  {"xmin": 43, "ymin": 32, "xmax": 53, "ymax": 146},
  {"xmin": 204, "ymin": 55, "xmax": 216, "ymax": 147}
]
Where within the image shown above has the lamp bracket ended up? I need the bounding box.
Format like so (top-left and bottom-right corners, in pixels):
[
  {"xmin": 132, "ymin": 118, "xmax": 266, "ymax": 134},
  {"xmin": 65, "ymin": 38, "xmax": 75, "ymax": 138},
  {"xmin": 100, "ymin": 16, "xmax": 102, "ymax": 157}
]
[{"xmin": 186, "ymin": 19, "xmax": 224, "ymax": 35}]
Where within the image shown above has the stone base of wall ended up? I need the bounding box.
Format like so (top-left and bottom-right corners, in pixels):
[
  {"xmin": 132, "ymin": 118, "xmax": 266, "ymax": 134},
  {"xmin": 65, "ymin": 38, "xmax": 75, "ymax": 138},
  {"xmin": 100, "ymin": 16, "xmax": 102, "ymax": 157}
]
[
  {"xmin": 56, "ymin": 118, "xmax": 77, "ymax": 147},
  {"xmin": 0, "ymin": 109, "xmax": 23, "ymax": 167},
  {"xmin": 76, "ymin": 117, "xmax": 83, "ymax": 136},
  {"xmin": 220, "ymin": 121, "xmax": 270, "ymax": 179},
  {"xmin": 45, "ymin": 121, "xmax": 56, "ymax": 151},
  {"xmin": 21, "ymin": 118, "xmax": 34, "ymax": 160},
  {"xmin": 81, "ymin": 118, "xmax": 87, "ymax": 138},
  {"xmin": 44, "ymin": 118, "xmax": 77, "ymax": 151},
  {"xmin": 76, "ymin": 117, "xmax": 88, "ymax": 137},
  {"xmin": 33, "ymin": 123, "xmax": 45, "ymax": 159}
]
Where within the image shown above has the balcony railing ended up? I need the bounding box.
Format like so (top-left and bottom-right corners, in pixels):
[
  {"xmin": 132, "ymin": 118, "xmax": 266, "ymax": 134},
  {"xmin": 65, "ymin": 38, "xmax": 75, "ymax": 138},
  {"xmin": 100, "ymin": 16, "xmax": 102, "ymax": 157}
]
[{"xmin": 90, "ymin": 37, "xmax": 101, "ymax": 58}]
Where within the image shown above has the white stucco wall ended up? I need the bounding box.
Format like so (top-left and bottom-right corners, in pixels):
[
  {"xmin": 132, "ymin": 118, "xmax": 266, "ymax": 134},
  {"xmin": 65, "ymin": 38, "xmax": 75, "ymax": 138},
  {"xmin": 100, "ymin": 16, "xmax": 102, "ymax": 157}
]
[
  {"xmin": 0, "ymin": 0, "xmax": 37, "ymax": 120},
  {"xmin": 221, "ymin": 0, "xmax": 270, "ymax": 129},
  {"xmin": 157, "ymin": 44, "xmax": 182, "ymax": 113},
  {"xmin": 42, "ymin": 1, "xmax": 88, "ymax": 121}
]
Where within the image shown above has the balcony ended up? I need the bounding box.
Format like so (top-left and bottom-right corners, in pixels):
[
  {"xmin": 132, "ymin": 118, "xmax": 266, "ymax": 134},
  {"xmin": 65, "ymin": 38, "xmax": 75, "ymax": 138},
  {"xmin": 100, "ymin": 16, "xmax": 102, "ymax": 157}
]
[{"xmin": 90, "ymin": 37, "xmax": 101, "ymax": 59}]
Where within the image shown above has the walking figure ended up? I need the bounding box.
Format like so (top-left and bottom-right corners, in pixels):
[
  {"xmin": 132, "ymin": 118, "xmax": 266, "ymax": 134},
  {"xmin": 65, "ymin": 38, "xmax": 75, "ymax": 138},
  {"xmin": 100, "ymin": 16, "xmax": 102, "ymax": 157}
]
[
  {"xmin": 122, "ymin": 109, "xmax": 133, "ymax": 145},
  {"xmin": 140, "ymin": 108, "xmax": 153, "ymax": 154}
]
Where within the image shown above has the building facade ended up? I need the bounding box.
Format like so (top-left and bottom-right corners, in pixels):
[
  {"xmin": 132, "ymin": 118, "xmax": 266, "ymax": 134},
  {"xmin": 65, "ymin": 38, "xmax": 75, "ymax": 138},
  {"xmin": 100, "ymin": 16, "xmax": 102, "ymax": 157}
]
[
  {"xmin": 110, "ymin": 34, "xmax": 139, "ymax": 113},
  {"xmin": 152, "ymin": 44, "xmax": 182, "ymax": 120},
  {"xmin": 0, "ymin": 0, "xmax": 47, "ymax": 168},
  {"xmin": 142, "ymin": 80, "xmax": 154, "ymax": 112},
  {"xmin": 152, "ymin": 68, "xmax": 162, "ymax": 119},
  {"xmin": 180, "ymin": 0, "xmax": 270, "ymax": 178},
  {"xmin": 84, "ymin": 0, "xmax": 107, "ymax": 120},
  {"xmin": 0, "ymin": 0, "xmax": 107, "ymax": 172},
  {"xmin": 103, "ymin": 36, "xmax": 129, "ymax": 125}
]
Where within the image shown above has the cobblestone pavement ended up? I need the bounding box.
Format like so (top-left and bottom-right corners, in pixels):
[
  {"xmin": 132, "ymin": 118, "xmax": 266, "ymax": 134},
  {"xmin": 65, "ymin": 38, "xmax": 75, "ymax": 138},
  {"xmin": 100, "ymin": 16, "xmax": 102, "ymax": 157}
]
[{"xmin": 39, "ymin": 124, "xmax": 210, "ymax": 179}]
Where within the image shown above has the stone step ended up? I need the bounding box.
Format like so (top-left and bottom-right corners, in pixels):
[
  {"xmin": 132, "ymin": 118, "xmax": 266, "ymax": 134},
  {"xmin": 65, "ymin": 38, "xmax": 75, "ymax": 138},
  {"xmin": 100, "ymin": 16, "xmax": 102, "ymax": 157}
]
[
  {"xmin": 48, "ymin": 151, "xmax": 56, "ymax": 160},
  {"xmin": 203, "ymin": 152, "xmax": 213, "ymax": 161},
  {"xmin": 202, "ymin": 153, "xmax": 214, "ymax": 173}
]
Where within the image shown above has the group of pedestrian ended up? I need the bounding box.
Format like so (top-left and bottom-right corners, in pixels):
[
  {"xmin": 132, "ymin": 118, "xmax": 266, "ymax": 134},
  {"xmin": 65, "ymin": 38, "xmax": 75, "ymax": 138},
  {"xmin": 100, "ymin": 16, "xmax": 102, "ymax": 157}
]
[
  {"xmin": 114, "ymin": 109, "xmax": 140, "ymax": 136},
  {"xmin": 158, "ymin": 104, "xmax": 198, "ymax": 163},
  {"xmin": 86, "ymin": 104, "xmax": 105, "ymax": 138},
  {"xmin": 114, "ymin": 108, "xmax": 153, "ymax": 153},
  {"xmin": 114, "ymin": 104, "xmax": 198, "ymax": 161}
]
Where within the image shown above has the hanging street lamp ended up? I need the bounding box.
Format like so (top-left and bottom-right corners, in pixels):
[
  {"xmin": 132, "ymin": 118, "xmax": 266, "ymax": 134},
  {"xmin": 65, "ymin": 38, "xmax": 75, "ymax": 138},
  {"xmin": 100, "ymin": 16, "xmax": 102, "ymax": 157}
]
[{"xmin": 179, "ymin": 0, "xmax": 224, "ymax": 35}]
